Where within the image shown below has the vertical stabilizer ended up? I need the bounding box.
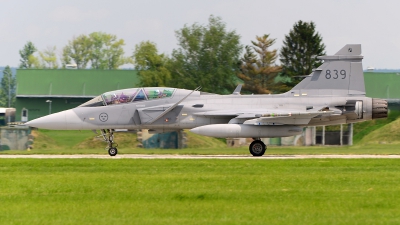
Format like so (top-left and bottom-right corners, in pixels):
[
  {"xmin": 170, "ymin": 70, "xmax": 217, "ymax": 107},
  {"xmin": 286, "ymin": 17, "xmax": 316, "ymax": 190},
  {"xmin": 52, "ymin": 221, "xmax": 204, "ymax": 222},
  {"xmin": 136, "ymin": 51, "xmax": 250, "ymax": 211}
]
[
  {"xmin": 334, "ymin": 44, "xmax": 361, "ymax": 56},
  {"xmin": 290, "ymin": 44, "xmax": 365, "ymax": 96}
]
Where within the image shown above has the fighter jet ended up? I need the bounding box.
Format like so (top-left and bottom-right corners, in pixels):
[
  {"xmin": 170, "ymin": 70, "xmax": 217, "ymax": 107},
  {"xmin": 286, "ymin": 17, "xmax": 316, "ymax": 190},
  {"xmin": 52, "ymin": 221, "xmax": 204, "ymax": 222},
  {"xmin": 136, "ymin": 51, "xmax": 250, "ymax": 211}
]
[{"xmin": 25, "ymin": 44, "xmax": 388, "ymax": 156}]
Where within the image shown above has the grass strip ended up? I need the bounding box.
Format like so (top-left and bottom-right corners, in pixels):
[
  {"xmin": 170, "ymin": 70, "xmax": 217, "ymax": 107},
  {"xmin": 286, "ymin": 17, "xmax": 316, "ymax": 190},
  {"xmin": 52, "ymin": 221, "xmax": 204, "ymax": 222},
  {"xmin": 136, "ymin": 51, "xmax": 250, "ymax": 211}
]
[{"xmin": 0, "ymin": 158, "xmax": 400, "ymax": 224}]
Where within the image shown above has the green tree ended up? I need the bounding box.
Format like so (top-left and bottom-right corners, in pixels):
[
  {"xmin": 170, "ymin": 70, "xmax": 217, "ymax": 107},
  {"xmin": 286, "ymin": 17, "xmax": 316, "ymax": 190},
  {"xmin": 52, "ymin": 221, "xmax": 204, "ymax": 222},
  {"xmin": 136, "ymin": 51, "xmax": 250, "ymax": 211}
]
[
  {"xmin": 238, "ymin": 35, "xmax": 283, "ymax": 94},
  {"xmin": 39, "ymin": 46, "xmax": 59, "ymax": 69},
  {"xmin": 0, "ymin": 66, "xmax": 16, "ymax": 107},
  {"xmin": 29, "ymin": 55, "xmax": 42, "ymax": 69},
  {"xmin": 61, "ymin": 34, "xmax": 92, "ymax": 69},
  {"xmin": 89, "ymin": 32, "xmax": 128, "ymax": 69},
  {"xmin": 133, "ymin": 41, "xmax": 171, "ymax": 86},
  {"xmin": 62, "ymin": 32, "xmax": 129, "ymax": 69},
  {"xmin": 279, "ymin": 20, "xmax": 326, "ymax": 87},
  {"xmin": 19, "ymin": 41, "xmax": 37, "ymax": 69},
  {"xmin": 169, "ymin": 15, "xmax": 242, "ymax": 94}
]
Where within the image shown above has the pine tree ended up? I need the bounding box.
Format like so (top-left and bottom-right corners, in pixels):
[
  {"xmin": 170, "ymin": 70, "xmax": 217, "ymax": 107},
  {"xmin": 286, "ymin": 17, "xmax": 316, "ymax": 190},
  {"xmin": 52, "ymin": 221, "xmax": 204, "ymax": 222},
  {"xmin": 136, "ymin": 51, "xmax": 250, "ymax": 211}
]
[
  {"xmin": 19, "ymin": 41, "xmax": 37, "ymax": 69},
  {"xmin": 238, "ymin": 35, "xmax": 282, "ymax": 94},
  {"xmin": 0, "ymin": 66, "xmax": 16, "ymax": 107},
  {"xmin": 280, "ymin": 20, "xmax": 326, "ymax": 87}
]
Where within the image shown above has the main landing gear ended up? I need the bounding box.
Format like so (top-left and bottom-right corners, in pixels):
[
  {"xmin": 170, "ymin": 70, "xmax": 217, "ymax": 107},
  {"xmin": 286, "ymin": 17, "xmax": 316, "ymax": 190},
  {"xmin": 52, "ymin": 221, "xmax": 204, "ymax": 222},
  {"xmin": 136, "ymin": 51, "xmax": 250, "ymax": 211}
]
[
  {"xmin": 101, "ymin": 129, "xmax": 119, "ymax": 156},
  {"xmin": 249, "ymin": 138, "xmax": 266, "ymax": 157}
]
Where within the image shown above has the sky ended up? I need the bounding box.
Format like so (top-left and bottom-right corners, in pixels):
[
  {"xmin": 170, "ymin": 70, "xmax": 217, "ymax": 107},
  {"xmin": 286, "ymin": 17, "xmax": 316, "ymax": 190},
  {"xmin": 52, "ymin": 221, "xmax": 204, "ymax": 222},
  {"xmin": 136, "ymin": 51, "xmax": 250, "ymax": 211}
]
[{"xmin": 0, "ymin": 0, "xmax": 399, "ymax": 69}]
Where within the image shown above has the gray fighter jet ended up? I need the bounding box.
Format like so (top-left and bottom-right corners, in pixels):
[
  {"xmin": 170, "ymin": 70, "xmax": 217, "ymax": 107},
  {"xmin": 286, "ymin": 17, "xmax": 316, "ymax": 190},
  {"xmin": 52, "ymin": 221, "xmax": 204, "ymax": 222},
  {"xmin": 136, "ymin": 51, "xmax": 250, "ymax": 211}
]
[{"xmin": 25, "ymin": 44, "xmax": 388, "ymax": 156}]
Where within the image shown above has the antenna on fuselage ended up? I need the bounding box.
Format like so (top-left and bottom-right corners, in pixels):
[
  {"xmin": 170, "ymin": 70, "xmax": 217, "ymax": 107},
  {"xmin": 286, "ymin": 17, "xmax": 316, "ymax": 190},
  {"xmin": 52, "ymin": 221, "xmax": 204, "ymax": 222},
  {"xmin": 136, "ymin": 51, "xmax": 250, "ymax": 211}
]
[{"xmin": 232, "ymin": 84, "xmax": 242, "ymax": 95}]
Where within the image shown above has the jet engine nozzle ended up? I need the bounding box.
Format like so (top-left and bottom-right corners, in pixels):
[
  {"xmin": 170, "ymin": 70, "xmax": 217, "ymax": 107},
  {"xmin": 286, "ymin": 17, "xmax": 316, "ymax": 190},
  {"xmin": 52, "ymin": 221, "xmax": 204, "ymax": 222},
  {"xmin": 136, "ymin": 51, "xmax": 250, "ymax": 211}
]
[{"xmin": 372, "ymin": 98, "xmax": 388, "ymax": 119}]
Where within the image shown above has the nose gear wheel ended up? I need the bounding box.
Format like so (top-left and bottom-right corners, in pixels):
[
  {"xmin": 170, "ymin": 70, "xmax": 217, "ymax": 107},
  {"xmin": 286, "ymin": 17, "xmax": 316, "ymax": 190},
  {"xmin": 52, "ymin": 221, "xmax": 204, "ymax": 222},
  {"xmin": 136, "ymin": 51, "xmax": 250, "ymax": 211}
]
[{"xmin": 100, "ymin": 129, "xmax": 119, "ymax": 156}]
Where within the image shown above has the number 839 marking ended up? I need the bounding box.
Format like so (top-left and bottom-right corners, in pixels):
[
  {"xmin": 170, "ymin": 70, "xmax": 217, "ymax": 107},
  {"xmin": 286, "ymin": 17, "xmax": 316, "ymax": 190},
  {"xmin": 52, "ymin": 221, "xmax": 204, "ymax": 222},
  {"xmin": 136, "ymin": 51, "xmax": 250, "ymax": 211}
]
[{"xmin": 325, "ymin": 70, "xmax": 346, "ymax": 79}]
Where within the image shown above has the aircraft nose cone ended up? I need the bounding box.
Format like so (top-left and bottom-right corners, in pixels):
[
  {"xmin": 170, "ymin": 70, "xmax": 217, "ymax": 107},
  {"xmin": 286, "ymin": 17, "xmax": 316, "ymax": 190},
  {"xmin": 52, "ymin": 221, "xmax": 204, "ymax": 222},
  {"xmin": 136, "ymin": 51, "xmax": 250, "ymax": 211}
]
[{"xmin": 25, "ymin": 109, "xmax": 82, "ymax": 130}]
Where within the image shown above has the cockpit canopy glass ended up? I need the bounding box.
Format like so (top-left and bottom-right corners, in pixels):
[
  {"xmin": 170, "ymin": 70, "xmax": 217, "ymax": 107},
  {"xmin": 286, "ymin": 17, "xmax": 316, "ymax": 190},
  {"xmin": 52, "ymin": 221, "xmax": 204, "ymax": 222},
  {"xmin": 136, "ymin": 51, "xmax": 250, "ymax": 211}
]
[
  {"xmin": 144, "ymin": 88, "xmax": 174, "ymax": 100},
  {"xmin": 78, "ymin": 95, "xmax": 105, "ymax": 107},
  {"xmin": 79, "ymin": 87, "xmax": 176, "ymax": 107},
  {"xmin": 102, "ymin": 89, "xmax": 137, "ymax": 105}
]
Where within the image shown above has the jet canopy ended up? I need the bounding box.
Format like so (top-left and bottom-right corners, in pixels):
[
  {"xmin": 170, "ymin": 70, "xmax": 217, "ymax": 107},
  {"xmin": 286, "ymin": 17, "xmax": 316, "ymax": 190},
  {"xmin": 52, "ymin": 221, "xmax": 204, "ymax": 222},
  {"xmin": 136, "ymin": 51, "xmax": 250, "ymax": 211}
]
[{"xmin": 79, "ymin": 87, "xmax": 176, "ymax": 107}]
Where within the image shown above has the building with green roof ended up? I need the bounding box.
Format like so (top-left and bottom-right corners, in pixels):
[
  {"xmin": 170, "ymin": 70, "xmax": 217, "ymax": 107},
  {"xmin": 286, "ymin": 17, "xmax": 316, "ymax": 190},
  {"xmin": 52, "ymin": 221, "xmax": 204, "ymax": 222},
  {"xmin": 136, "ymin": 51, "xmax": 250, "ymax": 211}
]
[
  {"xmin": 364, "ymin": 72, "xmax": 400, "ymax": 101},
  {"xmin": 16, "ymin": 69, "xmax": 140, "ymax": 121},
  {"xmin": 363, "ymin": 72, "xmax": 400, "ymax": 112}
]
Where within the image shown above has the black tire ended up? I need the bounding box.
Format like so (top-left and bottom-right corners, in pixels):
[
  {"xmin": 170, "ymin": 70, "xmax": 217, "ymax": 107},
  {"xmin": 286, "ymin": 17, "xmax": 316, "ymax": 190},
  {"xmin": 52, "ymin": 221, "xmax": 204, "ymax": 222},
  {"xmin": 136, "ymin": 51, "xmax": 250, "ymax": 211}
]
[
  {"xmin": 108, "ymin": 147, "xmax": 118, "ymax": 156},
  {"xmin": 249, "ymin": 140, "xmax": 266, "ymax": 157}
]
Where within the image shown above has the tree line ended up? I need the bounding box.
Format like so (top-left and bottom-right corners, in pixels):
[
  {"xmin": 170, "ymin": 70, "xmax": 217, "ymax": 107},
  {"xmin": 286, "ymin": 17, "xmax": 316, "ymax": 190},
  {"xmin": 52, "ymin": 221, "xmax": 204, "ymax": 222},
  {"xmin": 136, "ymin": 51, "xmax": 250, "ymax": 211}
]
[
  {"xmin": 3, "ymin": 15, "xmax": 325, "ymax": 108},
  {"xmin": 131, "ymin": 16, "xmax": 325, "ymax": 94},
  {"xmin": 19, "ymin": 32, "xmax": 131, "ymax": 70}
]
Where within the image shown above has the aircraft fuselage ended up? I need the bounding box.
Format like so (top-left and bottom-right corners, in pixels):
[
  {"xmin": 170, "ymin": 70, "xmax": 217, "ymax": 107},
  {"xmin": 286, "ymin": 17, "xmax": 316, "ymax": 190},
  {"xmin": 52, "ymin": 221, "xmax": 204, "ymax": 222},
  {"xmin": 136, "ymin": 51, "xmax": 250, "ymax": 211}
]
[{"xmin": 30, "ymin": 89, "xmax": 376, "ymax": 132}]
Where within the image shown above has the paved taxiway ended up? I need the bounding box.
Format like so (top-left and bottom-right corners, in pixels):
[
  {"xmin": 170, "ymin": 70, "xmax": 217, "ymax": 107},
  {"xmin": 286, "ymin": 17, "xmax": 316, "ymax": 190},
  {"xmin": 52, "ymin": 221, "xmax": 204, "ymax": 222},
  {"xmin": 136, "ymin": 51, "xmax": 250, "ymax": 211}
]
[{"xmin": 1, "ymin": 154, "xmax": 400, "ymax": 159}]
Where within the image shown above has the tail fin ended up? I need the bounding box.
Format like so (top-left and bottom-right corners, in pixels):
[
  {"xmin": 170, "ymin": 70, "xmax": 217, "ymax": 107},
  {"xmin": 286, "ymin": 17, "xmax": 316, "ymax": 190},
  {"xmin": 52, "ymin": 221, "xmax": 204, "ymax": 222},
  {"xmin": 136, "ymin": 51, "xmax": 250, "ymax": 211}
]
[{"xmin": 290, "ymin": 44, "xmax": 365, "ymax": 96}]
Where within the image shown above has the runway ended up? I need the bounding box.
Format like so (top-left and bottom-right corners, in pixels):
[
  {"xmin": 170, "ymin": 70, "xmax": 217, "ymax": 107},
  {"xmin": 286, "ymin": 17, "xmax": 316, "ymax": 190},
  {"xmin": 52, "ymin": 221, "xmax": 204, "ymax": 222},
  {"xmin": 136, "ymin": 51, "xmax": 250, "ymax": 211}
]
[{"xmin": 1, "ymin": 154, "xmax": 400, "ymax": 159}]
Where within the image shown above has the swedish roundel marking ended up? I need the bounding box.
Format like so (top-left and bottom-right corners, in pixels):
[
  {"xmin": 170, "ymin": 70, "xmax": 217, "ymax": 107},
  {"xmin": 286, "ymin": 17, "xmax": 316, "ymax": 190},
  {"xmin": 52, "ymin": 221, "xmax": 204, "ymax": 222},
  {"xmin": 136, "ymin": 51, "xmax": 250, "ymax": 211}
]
[{"xmin": 99, "ymin": 113, "xmax": 108, "ymax": 122}]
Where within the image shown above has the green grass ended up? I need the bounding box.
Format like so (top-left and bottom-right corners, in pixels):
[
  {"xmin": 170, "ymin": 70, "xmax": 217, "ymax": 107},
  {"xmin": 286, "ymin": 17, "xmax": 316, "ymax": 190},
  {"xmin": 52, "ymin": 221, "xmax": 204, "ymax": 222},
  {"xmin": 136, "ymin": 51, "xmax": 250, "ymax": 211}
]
[
  {"xmin": 31, "ymin": 129, "xmax": 140, "ymax": 150},
  {"xmin": 357, "ymin": 118, "xmax": 400, "ymax": 145},
  {"xmin": 33, "ymin": 130, "xmax": 96, "ymax": 149},
  {"xmin": 4, "ymin": 144, "xmax": 400, "ymax": 155},
  {"xmin": 30, "ymin": 129, "xmax": 226, "ymax": 151},
  {"xmin": 3, "ymin": 112, "xmax": 400, "ymax": 156},
  {"xmin": 185, "ymin": 131, "xmax": 227, "ymax": 148},
  {"xmin": 1, "ymin": 158, "xmax": 400, "ymax": 224},
  {"xmin": 353, "ymin": 110, "xmax": 400, "ymax": 144},
  {"xmin": 7, "ymin": 125, "xmax": 400, "ymax": 155}
]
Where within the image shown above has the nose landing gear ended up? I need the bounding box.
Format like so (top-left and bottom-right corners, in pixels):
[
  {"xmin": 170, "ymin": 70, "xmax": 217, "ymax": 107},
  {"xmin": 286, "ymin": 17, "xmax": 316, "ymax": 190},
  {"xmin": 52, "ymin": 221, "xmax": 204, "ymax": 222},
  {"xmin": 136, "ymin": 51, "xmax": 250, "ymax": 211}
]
[
  {"xmin": 101, "ymin": 129, "xmax": 119, "ymax": 156},
  {"xmin": 249, "ymin": 138, "xmax": 266, "ymax": 157},
  {"xmin": 108, "ymin": 147, "xmax": 118, "ymax": 156}
]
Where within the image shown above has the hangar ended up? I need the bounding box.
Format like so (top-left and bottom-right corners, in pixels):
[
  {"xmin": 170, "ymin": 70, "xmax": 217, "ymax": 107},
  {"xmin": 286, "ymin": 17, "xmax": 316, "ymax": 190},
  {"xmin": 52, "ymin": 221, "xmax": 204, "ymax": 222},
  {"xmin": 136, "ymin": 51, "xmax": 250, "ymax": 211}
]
[{"xmin": 364, "ymin": 72, "xmax": 400, "ymax": 105}]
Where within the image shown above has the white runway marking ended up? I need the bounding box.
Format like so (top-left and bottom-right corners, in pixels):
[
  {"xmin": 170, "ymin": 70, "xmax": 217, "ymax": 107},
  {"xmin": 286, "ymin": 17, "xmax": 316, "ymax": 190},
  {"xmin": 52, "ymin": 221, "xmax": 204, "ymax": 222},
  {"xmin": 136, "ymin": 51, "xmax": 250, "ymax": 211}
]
[{"xmin": 0, "ymin": 154, "xmax": 400, "ymax": 159}]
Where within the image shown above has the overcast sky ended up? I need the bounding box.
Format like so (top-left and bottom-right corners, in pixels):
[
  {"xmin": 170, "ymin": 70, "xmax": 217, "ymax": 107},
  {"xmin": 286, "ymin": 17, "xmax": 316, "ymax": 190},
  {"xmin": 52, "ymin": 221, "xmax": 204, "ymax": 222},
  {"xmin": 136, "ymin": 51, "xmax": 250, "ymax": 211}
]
[{"xmin": 0, "ymin": 0, "xmax": 398, "ymax": 69}]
